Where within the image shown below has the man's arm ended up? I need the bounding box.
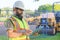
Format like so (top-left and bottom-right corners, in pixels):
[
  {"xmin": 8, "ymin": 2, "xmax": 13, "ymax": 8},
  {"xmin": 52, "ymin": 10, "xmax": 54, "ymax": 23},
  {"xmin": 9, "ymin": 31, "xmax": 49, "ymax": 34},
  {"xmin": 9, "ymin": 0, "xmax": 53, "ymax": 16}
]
[
  {"xmin": 5, "ymin": 19, "xmax": 22, "ymax": 38},
  {"xmin": 24, "ymin": 19, "xmax": 32, "ymax": 35},
  {"xmin": 7, "ymin": 29, "xmax": 22, "ymax": 38}
]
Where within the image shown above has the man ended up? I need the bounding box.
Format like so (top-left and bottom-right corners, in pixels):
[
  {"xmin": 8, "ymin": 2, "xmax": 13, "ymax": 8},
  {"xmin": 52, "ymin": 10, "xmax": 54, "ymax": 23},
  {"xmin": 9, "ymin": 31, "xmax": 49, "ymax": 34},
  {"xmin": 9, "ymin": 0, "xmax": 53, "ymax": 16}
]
[{"xmin": 5, "ymin": 1, "xmax": 32, "ymax": 40}]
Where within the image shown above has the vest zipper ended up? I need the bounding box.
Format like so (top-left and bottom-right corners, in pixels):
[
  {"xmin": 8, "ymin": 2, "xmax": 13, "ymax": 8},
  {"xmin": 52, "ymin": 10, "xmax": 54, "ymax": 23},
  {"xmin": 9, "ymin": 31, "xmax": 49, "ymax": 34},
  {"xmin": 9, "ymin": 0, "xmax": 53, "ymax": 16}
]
[{"xmin": 22, "ymin": 20, "xmax": 28, "ymax": 40}]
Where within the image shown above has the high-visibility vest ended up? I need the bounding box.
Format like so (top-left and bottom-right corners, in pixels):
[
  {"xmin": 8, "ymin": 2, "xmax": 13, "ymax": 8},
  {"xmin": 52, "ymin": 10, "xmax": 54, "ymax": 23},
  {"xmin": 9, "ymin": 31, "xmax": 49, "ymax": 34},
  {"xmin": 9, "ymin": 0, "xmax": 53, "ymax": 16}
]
[
  {"xmin": 9, "ymin": 16, "xmax": 29, "ymax": 40},
  {"xmin": 10, "ymin": 16, "xmax": 29, "ymax": 31}
]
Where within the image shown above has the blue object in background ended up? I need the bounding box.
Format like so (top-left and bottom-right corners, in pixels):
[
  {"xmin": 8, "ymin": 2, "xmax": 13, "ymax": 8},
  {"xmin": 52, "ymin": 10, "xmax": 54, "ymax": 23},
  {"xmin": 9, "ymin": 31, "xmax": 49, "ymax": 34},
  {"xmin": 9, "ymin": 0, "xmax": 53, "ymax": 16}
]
[{"xmin": 40, "ymin": 18, "xmax": 48, "ymax": 25}]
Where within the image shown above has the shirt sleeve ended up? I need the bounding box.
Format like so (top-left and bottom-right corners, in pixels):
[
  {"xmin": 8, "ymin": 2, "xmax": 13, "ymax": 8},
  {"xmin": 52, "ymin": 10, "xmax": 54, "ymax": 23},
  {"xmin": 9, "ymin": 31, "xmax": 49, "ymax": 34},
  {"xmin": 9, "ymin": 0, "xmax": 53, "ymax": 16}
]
[{"xmin": 4, "ymin": 19, "xmax": 13, "ymax": 30}]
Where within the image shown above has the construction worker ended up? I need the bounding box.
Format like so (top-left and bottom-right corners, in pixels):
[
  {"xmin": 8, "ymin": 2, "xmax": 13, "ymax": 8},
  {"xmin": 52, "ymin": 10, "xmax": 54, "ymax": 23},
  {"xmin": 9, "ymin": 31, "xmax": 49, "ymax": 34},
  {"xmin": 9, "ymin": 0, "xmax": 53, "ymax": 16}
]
[{"xmin": 5, "ymin": 1, "xmax": 32, "ymax": 40}]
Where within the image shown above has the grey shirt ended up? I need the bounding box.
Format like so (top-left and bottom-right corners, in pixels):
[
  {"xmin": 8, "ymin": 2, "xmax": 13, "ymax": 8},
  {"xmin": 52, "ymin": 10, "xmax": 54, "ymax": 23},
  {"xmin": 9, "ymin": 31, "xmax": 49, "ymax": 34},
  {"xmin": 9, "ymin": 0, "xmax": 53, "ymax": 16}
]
[{"xmin": 5, "ymin": 19, "xmax": 13, "ymax": 30}]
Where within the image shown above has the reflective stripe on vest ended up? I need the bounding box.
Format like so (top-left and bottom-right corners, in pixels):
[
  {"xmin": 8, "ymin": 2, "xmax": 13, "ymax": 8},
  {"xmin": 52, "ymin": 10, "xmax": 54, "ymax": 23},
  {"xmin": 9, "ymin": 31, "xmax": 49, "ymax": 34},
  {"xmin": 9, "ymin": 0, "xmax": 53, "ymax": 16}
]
[{"xmin": 10, "ymin": 16, "xmax": 29, "ymax": 31}]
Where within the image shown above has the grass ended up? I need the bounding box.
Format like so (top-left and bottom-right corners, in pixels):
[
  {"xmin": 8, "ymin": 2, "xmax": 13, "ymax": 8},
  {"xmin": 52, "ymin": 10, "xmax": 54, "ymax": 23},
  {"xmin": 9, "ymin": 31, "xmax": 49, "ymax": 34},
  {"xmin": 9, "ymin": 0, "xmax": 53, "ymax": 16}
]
[
  {"xmin": 0, "ymin": 36, "xmax": 8, "ymax": 40},
  {"xmin": 30, "ymin": 33, "xmax": 60, "ymax": 40},
  {"xmin": 0, "ymin": 33, "xmax": 60, "ymax": 40}
]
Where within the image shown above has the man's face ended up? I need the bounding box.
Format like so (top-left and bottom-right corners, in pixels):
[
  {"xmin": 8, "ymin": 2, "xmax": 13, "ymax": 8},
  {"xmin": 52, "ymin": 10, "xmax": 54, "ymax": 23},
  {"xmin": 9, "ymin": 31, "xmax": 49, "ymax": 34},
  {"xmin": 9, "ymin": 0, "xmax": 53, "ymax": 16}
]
[{"xmin": 13, "ymin": 8, "xmax": 24, "ymax": 16}]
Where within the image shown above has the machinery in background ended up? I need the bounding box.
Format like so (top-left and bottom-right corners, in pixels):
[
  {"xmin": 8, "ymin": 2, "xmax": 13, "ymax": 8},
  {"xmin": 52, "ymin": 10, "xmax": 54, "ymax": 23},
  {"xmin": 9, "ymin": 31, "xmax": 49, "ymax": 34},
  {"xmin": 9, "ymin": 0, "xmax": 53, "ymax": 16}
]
[
  {"xmin": 36, "ymin": 17, "xmax": 56, "ymax": 35},
  {"xmin": 53, "ymin": 2, "xmax": 60, "ymax": 31}
]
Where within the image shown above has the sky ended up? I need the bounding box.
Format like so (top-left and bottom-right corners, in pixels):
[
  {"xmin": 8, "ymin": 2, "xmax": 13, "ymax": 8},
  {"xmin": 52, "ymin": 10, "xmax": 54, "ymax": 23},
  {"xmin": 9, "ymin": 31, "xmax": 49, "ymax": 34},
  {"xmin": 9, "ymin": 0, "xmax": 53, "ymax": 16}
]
[{"xmin": 0, "ymin": 0, "xmax": 60, "ymax": 11}]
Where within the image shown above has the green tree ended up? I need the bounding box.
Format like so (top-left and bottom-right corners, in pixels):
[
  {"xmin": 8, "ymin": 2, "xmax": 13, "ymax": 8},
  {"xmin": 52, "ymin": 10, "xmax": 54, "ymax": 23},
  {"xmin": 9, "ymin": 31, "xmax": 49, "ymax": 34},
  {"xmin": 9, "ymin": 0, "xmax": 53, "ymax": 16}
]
[{"xmin": 38, "ymin": 4, "xmax": 52, "ymax": 12}]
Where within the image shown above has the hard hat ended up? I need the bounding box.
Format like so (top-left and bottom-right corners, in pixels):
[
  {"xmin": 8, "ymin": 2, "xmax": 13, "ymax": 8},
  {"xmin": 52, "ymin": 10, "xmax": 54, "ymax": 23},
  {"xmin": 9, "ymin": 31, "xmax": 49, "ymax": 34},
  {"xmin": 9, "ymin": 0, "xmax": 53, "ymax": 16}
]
[{"xmin": 13, "ymin": 1, "xmax": 24, "ymax": 10}]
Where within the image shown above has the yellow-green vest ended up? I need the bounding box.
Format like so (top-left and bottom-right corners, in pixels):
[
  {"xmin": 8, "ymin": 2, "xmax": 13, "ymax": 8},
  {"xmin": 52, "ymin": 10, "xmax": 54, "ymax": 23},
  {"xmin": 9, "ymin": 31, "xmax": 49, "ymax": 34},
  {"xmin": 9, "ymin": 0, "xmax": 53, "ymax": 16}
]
[
  {"xmin": 9, "ymin": 16, "xmax": 29, "ymax": 40},
  {"xmin": 10, "ymin": 16, "xmax": 29, "ymax": 31}
]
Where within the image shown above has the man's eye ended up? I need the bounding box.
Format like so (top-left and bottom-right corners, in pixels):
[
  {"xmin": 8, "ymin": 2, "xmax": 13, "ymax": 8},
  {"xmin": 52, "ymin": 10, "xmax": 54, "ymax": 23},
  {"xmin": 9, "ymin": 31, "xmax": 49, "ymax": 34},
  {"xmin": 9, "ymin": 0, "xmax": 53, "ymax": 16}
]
[{"xmin": 15, "ymin": 8, "xmax": 19, "ymax": 10}]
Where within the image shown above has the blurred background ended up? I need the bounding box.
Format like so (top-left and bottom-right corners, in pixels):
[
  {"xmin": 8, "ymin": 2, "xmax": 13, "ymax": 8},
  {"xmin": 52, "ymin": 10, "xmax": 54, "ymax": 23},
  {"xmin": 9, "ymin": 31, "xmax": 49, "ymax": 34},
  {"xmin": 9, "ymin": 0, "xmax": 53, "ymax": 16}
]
[{"xmin": 0, "ymin": 0, "xmax": 60, "ymax": 40}]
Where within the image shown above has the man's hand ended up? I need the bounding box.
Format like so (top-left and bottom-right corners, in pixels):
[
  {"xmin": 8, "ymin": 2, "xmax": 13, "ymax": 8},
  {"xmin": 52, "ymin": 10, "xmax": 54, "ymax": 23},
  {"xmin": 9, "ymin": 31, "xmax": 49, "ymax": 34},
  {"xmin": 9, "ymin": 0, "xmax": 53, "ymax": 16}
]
[
  {"xmin": 7, "ymin": 29, "xmax": 23, "ymax": 38},
  {"xmin": 25, "ymin": 30, "xmax": 32, "ymax": 35}
]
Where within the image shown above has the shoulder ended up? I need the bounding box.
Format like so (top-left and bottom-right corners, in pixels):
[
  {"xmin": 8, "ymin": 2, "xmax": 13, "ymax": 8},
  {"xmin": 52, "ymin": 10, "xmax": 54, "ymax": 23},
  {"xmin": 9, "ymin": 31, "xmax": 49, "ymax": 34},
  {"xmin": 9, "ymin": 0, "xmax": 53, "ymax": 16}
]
[
  {"xmin": 5, "ymin": 16, "xmax": 13, "ymax": 24},
  {"xmin": 5, "ymin": 17, "xmax": 14, "ymax": 28}
]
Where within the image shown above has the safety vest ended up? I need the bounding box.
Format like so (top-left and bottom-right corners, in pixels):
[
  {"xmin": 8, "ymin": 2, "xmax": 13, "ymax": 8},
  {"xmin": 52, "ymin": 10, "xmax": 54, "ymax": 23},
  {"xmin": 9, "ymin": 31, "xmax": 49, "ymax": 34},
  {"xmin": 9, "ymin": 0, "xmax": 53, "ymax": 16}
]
[
  {"xmin": 10, "ymin": 16, "xmax": 29, "ymax": 31},
  {"xmin": 9, "ymin": 16, "xmax": 29, "ymax": 40}
]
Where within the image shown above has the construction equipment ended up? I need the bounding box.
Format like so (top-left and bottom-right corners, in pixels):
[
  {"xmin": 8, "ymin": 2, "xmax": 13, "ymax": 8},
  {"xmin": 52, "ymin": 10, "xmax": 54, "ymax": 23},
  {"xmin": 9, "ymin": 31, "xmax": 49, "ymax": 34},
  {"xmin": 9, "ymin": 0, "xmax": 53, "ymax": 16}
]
[
  {"xmin": 35, "ymin": 2, "xmax": 60, "ymax": 35},
  {"xmin": 53, "ymin": 2, "xmax": 60, "ymax": 31},
  {"xmin": 36, "ymin": 18, "xmax": 56, "ymax": 35},
  {"xmin": 35, "ymin": 13, "xmax": 56, "ymax": 35}
]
